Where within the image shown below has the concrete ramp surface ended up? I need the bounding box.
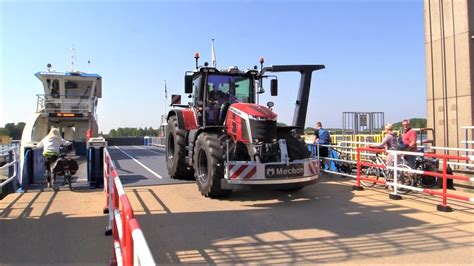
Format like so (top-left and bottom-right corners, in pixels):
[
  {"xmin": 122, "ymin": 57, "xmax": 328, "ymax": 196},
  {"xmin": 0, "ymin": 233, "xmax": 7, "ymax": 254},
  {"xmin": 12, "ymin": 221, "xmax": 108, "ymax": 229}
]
[{"xmin": 0, "ymin": 189, "xmax": 112, "ymax": 265}]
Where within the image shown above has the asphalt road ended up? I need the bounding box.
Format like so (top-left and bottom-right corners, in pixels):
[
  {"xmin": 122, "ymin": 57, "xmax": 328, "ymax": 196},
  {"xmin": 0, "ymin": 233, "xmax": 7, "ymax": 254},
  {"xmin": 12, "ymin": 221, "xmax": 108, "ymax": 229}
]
[{"xmin": 107, "ymin": 145, "xmax": 192, "ymax": 187}]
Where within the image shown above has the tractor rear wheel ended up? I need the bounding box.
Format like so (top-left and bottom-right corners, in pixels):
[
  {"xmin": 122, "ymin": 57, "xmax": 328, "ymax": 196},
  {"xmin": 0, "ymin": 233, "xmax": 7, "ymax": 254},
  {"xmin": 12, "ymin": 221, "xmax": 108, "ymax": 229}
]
[
  {"xmin": 193, "ymin": 133, "xmax": 232, "ymax": 198},
  {"xmin": 166, "ymin": 116, "xmax": 193, "ymax": 179}
]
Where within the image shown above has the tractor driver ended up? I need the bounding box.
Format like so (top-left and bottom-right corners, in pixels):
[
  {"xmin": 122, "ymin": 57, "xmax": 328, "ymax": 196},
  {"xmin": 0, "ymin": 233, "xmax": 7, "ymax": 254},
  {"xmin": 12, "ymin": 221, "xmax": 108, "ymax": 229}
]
[
  {"xmin": 208, "ymin": 84, "xmax": 230, "ymax": 103},
  {"xmin": 207, "ymin": 84, "xmax": 226, "ymax": 125},
  {"xmin": 207, "ymin": 82, "xmax": 237, "ymax": 125}
]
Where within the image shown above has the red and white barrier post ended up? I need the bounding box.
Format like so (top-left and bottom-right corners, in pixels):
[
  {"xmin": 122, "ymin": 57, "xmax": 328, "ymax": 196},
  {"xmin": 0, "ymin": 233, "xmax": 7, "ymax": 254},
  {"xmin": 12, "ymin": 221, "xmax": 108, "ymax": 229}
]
[
  {"xmin": 353, "ymin": 147, "xmax": 386, "ymax": 191},
  {"xmin": 103, "ymin": 148, "xmax": 156, "ymax": 265}
]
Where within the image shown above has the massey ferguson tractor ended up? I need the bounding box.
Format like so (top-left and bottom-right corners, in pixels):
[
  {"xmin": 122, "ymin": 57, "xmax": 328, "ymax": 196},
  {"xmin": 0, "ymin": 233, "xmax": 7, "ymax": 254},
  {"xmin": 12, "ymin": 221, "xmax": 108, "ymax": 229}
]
[{"xmin": 166, "ymin": 55, "xmax": 325, "ymax": 197}]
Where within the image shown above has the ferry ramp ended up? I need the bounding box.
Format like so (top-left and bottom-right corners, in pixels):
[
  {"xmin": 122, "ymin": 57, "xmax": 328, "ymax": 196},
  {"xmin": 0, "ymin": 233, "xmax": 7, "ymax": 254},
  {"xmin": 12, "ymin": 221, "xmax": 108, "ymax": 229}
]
[{"xmin": 1, "ymin": 145, "xmax": 473, "ymax": 264}]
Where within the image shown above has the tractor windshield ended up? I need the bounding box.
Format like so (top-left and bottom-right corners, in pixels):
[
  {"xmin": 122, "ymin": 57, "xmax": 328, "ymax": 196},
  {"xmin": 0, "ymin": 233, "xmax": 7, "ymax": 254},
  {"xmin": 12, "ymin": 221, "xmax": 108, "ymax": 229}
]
[{"xmin": 206, "ymin": 74, "xmax": 253, "ymax": 103}]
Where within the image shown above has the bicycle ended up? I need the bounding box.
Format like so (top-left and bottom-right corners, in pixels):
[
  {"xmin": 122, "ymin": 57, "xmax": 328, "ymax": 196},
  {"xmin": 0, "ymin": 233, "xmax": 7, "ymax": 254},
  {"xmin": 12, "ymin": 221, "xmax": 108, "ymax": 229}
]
[
  {"xmin": 331, "ymin": 148, "xmax": 353, "ymax": 174},
  {"xmin": 412, "ymin": 156, "xmax": 439, "ymax": 188},
  {"xmin": 46, "ymin": 146, "xmax": 78, "ymax": 191},
  {"xmin": 58, "ymin": 149, "xmax": 74, "ymax": 191},
  {"xmin": 360, "ymin": 152, "xmax": 413, "ymax": 194}
]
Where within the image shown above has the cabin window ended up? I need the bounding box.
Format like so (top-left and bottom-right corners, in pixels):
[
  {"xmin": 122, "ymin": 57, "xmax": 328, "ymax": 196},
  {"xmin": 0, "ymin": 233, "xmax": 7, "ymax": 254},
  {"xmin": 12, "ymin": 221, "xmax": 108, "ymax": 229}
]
[
  {"xmin": 65, "ymin": 80, "xmax": 93, "ymax": 99},
  {"xmin": 192, "ymin": 76, "xmax": 202, "ymax": 106},
  {"xmin": 47, "ymin": 79, "xmax": 60, "ymax": 98}
]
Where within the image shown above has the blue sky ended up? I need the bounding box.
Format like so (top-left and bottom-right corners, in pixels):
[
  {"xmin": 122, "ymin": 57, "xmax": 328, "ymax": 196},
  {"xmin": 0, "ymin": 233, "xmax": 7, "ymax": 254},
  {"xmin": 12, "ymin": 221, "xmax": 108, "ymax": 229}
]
[{"xmin": 1, "ymin": 0, "xmax": 425, "ymax": 133}]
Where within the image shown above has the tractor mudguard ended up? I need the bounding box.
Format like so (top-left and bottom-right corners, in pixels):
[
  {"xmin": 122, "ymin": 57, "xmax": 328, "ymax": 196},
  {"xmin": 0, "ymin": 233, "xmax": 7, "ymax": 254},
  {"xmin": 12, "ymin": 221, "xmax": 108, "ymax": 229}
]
[{"xmin": 168, "ymin": 109, "xmax": 198, "ymax": 131}]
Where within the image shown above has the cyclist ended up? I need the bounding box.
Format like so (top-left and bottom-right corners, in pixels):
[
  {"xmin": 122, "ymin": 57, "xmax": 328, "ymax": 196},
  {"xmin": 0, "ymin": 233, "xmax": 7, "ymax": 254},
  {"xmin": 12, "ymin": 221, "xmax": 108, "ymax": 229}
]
[
  {"xmin": 369, "ymin": 124, "xmax": 399, "ymax": 166},
  {"xmin": 37, "ymin": 128, "xmax": 71, "ymax": 190}
]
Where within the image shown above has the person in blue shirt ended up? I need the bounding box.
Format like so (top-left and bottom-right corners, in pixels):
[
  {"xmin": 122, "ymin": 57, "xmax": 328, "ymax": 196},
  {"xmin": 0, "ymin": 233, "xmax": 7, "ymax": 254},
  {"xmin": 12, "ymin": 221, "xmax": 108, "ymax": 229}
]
[{"xmin": 314, "ymin": 122, "xmax": 331, "ymax": 169}]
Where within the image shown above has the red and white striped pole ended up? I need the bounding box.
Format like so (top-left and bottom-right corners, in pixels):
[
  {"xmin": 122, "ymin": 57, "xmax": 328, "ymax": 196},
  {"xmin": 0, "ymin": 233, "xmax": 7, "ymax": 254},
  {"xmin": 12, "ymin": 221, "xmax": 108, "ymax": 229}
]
[{"xmin": 352, "ymin": 147, "xmax": 363, "ymax": 191}]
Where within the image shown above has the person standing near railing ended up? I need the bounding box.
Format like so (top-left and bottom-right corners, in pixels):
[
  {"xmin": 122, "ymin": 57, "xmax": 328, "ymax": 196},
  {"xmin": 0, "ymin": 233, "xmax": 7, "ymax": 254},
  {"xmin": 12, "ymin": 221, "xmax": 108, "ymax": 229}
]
[
  {"xmin": 402, "ymin": 119, "xmax": 417, "ymax": 168},
  {"xmin": 369, "ymin": 124, "xmax": 398, "ymax": 166},
  {"xmin": 314, "ymin": 122, "xmax": 331, "ymax": 169}
]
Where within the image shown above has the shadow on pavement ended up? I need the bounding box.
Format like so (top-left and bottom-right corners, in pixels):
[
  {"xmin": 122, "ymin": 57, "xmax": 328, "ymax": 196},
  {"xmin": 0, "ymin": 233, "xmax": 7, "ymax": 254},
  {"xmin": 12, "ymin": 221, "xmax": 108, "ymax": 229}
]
[
  {"xmin": 130, "ymin": 179, "xmax": 474, "ymax": 264},
  {"xmin": 0, "ymin": 191, "xmax": 112, "ymax": 265},
  {"xmin": 1, "ymin": 175, "xmax": 472, "ymax": 264}
]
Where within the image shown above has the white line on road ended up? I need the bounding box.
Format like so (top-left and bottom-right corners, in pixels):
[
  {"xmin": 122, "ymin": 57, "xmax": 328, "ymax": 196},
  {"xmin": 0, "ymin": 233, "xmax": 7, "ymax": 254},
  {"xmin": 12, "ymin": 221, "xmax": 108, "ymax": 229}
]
[
  {"xmin": 114, "ymin": 146, "xmax": 163, "ymax": 179},
  {"xmin": 134, "ymin": 146, "xmax": 165, "ymax": 155}
]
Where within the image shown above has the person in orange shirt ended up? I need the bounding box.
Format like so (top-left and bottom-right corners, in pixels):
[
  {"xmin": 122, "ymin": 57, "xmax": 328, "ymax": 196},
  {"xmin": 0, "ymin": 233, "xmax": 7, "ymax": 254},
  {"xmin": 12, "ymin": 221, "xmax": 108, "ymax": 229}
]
[{"xmin": 402, "ymin": 119, "xmax": 417, "ymax": 168}]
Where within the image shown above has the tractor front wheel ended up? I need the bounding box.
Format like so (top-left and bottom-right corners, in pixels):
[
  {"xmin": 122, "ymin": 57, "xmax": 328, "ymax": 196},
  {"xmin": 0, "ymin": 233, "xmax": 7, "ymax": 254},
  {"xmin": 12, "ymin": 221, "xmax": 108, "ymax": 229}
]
[{"xmin": 193, "ymin": 133, "xmax": 231, "ymax": 198}]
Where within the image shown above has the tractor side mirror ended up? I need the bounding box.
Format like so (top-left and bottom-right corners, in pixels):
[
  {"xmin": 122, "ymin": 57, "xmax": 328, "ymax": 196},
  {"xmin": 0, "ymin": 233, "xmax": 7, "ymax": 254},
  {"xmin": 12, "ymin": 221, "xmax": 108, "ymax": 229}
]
[
  {"xmin": 257, "ymin": 79, "xmax": 264, "ymax": 94},
  {"xmin": 270, "ymin": 79, "xmax": 278, "ymax": 96},
  {"xmin": 185, "ymin": 76, "xmax": 193, "ymax": 94}
]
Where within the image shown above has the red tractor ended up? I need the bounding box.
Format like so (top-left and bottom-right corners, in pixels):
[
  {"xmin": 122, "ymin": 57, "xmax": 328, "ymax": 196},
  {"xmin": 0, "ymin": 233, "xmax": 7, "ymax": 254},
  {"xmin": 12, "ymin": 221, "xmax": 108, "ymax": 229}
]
[{"xmin": 166, "ymin": 56, "xmax": 325, "ymax": 197}]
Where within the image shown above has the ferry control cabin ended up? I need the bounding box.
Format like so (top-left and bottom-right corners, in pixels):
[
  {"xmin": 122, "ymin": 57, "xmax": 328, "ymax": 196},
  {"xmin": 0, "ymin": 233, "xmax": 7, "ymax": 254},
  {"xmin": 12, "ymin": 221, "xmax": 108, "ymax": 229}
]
[
  {"xmin": 35, "ymin": 71, "xmax": 102, "ymax": 118},
  {"xmin": 22, "ymin": 71, "xmax": 102, "ymax": 155}
]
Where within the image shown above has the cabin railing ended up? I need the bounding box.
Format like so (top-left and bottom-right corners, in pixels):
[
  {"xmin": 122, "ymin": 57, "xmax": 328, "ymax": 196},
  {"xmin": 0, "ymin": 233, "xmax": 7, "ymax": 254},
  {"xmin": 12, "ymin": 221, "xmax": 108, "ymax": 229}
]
[{"xmin": 36, "ymin": 94, "xmax": 97, "ymax": 115}]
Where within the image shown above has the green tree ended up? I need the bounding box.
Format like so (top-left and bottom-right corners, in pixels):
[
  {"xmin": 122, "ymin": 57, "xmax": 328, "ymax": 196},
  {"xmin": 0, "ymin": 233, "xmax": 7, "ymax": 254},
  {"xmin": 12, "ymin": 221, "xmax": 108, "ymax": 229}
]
[
  {"xmin": 0, "ymin": 122, "xmax": 25, "ymax": 139},
  {"xmin": 109, "ymin": 129, "xmax": 117, "ymax": 137},
  {"xmin": 305, "ymin": 127, "xmax": 316, "ymax": 134}
]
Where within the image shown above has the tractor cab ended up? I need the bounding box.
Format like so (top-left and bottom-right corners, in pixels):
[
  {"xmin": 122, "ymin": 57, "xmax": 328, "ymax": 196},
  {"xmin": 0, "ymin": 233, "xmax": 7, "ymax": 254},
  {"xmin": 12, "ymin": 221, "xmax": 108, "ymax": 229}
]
[{"xmin": 186, "ymin": 66, "xmax": 260, "ymax": 126}]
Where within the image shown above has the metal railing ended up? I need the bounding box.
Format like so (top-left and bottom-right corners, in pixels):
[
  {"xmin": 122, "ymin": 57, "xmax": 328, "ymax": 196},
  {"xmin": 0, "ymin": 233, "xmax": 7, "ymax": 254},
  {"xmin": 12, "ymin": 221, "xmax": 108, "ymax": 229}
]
[
  {"xmin": 354, "ymin": 147, "xmax": 474, "ymax": 212},
  {"xmin": 309, "ymin": 141, "xmax": 474, "ymax": 177},
  {"xmin": 461, "ymin": 126, "xmax": 474, "ymax": 158},
  {"xmin": 36, "ymin": 94, "xmax": 97, "ymax": 114},
  {"xmin": 145, "ymin": 137, "xmax": 166, "ymax": 147},
  {"xmin": 0, "ymin": 141, "xmax": 20, "ymax": 155},
  {"xmin": 0, "ymin": 146, "xmax": 20, "ymax": 198},
  {"xmin": 307, "ymin": 141, "xmax": 474, "ymax": 210}
]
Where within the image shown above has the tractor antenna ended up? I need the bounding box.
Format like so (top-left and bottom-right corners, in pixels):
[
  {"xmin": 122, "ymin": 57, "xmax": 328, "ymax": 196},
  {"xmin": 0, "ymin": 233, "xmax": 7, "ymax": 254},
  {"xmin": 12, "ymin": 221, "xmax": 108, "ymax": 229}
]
[
  {"xmin": 194, "ymin": 52, "xmax": 200, "ymax": 69},
  {"xmin": 211, "ymin": 38, "xmax": 217, "ymax": 68},
  {"xmin": 257, "ymin": 57, "xmax": 265, "ymax": 105},
  {"xmin": 88, "ymin": 60, "xmax": 91, "ymax": 72}
]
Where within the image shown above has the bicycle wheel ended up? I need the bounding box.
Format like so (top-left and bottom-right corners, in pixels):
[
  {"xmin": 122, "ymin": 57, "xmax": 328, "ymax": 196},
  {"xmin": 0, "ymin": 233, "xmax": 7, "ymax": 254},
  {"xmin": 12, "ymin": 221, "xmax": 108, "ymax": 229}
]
[
  {"xmin": 360, "ymin": 166, "xmax": 379, "ymax": 187},
  {"xmin": 391, "ymin": 164, "xmax": 415, "ymax": 194},
  {"xmin": 420, "ymin": 174, "xmax": 438, "ymax": 188},
  {"xmin": 419, "ymin": 162, "xmax": 438, "ymax": 188}
]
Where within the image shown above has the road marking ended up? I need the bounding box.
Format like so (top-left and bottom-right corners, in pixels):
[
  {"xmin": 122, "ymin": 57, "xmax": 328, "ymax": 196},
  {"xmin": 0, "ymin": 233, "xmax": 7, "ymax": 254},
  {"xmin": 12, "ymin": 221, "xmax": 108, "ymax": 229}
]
[
  {"xmin": 114, "ymin": 146, "xmax": 163, "ymax": 179},
  {"xmin": 134, "ymin": 146, "xmax": 164, "ymax": 155}
]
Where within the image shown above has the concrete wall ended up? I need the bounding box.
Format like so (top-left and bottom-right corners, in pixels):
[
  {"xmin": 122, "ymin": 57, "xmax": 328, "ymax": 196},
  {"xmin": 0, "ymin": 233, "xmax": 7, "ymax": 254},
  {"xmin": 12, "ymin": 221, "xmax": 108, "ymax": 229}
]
[{"xmin": 424, "ymin": 0, "xmax": 474, "ymax": 151}]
